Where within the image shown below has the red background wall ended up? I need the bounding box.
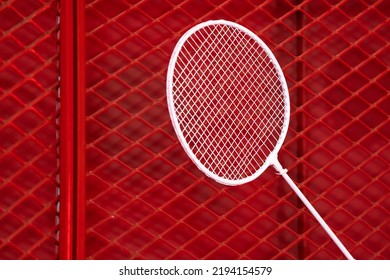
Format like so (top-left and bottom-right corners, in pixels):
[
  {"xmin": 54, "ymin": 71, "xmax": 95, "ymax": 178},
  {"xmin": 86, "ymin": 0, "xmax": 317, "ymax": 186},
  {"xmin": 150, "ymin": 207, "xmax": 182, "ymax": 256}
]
[{"xmin": 1, "ymin": 0, "xmax": 389, "ymax": 259}]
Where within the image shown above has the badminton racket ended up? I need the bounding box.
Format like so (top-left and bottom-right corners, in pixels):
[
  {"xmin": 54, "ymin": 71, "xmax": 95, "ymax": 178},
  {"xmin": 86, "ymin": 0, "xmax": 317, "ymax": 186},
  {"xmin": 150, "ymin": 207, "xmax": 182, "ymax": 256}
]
[{"xmin": 166, "ymin": 20, "xmax": 354, "ymax": 260}]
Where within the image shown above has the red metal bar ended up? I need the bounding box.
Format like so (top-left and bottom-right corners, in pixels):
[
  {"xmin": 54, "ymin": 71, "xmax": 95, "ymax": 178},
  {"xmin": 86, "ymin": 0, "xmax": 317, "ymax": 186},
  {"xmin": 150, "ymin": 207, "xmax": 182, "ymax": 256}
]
[
  {"xmin": 75, "ymin": 0, "xmax": 86, "ymax": 260},
  {"xmin": 59, "ymin": 0, "xmax": 75, "ymax": 260},
  {"xmin": 59, "ymin": 0, "xmax": 86, "ymax": 260}
]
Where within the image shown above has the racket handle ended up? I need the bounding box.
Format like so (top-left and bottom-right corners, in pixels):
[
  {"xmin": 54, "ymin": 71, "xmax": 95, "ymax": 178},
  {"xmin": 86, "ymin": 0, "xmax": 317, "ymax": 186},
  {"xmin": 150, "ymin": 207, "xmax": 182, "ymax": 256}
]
[{"xmin": 273, "ymin": 160, "xmax": 355, "ymax": 260}]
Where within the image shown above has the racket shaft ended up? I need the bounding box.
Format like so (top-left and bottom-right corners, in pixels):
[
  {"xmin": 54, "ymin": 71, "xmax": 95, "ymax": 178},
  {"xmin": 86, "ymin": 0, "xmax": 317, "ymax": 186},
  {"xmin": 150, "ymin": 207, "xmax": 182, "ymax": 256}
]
[{"xmin": 273, "ymin": 161, "xmax": 354, "ymax": 260}]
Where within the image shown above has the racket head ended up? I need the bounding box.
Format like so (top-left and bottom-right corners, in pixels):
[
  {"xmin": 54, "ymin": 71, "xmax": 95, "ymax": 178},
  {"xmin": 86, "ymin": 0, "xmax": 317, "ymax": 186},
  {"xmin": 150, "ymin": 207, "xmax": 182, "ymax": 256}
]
[{"xmin": 167, "ymin": 20, "xmax": 290, "ymax": 186}]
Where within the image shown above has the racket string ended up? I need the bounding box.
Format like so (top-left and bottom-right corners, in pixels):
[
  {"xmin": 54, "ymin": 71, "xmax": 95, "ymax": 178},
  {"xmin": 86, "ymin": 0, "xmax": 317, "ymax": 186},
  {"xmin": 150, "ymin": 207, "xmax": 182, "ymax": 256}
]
[{"xmin": 172, "ymin": 24, "xmax": 286, "ymax": 180}]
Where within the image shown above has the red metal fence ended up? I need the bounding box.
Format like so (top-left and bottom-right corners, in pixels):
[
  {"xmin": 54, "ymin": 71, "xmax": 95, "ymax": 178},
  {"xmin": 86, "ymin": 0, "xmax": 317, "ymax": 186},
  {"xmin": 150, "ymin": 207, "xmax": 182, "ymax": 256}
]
[
  {"xmin": 1, "ymin": 0, "xmax": 389, "ymax": 260},
  {"xmin": 0, "ymin": 0, "xmax": 59, "ymax": 259}
]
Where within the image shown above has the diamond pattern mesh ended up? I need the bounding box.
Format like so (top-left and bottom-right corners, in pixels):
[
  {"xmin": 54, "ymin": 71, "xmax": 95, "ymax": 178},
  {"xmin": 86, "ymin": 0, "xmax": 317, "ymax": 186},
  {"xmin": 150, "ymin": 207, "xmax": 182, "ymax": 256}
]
[
  {"xmin": 0, "ymin": 0, "xmax": 59, "ymax": 259},
  {"xmin": 1, "ymin": 0, "xmax": 389, "ymax": 260},
  {"xmin": 84, "ymin": 0, "xmax": 389, "ymax": 260}
]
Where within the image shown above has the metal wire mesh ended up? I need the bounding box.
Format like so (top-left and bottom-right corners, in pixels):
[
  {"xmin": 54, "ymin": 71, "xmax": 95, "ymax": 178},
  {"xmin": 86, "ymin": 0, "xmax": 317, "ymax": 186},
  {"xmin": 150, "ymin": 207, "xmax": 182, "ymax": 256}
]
[
  {"xmin": 1, "ymin": 0, "xmax": 389, "ymax": 260},
  {"xmin": 0, "ymin": 0, "xmax": 59, "ymax": 259},
  {"xmin": 83, "ymin": 0, "xmax": 389, "ymax": 259}
]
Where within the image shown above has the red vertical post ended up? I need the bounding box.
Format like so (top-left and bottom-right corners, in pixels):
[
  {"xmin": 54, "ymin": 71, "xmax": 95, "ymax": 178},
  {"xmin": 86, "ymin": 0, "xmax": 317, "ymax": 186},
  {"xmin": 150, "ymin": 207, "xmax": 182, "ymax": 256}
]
[
  {"xmin": 59, "ymin": 0, "xmax": 74, "ymax": 260},
  {"xmin": 59, "ymin": 0, "xmax": 86, "ymax": 260},
  {"xmin": 75, "ymin": 0, "xmax": 86, "ymax": 260}
]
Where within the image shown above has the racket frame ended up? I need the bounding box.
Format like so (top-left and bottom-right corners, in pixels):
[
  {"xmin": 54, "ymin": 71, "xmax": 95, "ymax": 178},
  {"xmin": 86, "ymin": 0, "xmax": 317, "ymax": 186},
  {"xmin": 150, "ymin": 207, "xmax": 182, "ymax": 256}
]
[{"xmin": 167, "ymin": 19, "xmax": 290, "ymax": 186}]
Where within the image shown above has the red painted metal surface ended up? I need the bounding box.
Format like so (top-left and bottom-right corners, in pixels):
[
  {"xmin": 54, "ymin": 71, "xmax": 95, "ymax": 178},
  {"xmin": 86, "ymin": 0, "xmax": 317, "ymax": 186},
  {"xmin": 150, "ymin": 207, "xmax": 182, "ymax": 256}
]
[
  {"xmin": 0, "ymin": 0, "xmax": 86, "ymax": 260},
  {"xmin": 74, "ymin": 0, "xmax": 87, "ymax": 261},
  {"xmin": 59, "ymin": 0, "xmax": 76, "ymax": 260},
  {"xmin": 58, "ymin": 0, "xmax": 86, "ymax": 260},
  {"xmin": 83, "ymin": 0, "xmax": 389, "ymax": 260},
  {"xmin": 0, "ymin": 0, "xmax": 59, "ymax": 259},
  {"xmin": 1, "ymin": 0, "xmax": 389, "ymax": 260}
]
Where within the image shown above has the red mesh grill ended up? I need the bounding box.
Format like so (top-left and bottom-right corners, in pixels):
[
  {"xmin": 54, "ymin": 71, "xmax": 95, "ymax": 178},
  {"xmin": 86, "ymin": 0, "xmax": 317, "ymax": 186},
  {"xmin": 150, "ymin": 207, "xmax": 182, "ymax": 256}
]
[
  {"xmin": 81, "ymin": 1, "xmax": 390, "ymax": 259},
  {"xmin": 83, "ymin": 0, "xmax": 389, "ymax": 260},
  {"xmin": 2, "ymin": 0, "xmax": 389, "ymax": 260},
  {"xmin": 0, "ymin": 0, "xmax": 59, "ymax": 259}
]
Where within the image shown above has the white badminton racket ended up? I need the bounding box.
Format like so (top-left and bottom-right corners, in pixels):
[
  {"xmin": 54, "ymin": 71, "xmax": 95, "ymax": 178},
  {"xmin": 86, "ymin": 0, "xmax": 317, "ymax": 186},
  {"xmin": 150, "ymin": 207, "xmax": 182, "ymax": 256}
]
[{"xmin": 166, "ymin": 20, "xmax": 354, "ymax": 260}]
